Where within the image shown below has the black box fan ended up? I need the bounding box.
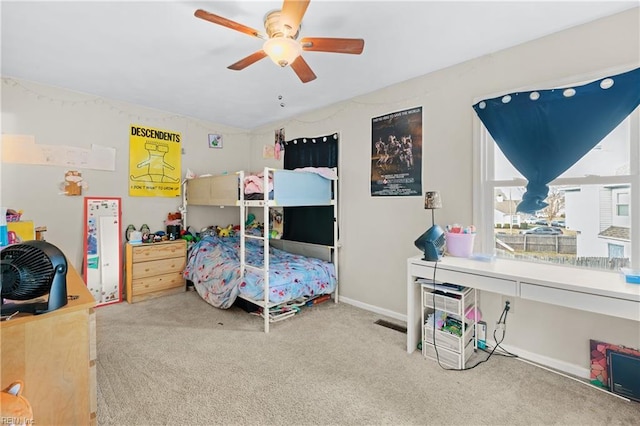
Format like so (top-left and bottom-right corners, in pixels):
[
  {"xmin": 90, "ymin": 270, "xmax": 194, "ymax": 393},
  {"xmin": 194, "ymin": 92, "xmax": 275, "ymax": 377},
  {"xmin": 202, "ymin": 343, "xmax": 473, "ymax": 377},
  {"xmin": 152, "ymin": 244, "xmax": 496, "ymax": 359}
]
[{"xmin": 1, "ymin": 241, "xmax": 68, "ymax": 315}]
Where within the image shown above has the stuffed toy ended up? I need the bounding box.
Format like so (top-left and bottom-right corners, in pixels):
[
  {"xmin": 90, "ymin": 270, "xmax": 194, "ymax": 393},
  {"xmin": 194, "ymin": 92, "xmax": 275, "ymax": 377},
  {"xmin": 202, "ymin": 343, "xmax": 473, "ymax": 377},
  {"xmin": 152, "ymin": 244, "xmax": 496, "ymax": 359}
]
[
  {"xmin": 60, "ymin": 170, "xmax": 88, "ymax": 196},
  {"xmin": 245, "ymin": 213, "xmax": 256, "ymax": 228},
  {"xmin": 200, "ymin": 226, "xmax": 217, "ymax": 238},
  {"xmin": 167, "ymin": 212, "xmax": 182, "ymax": 221},
  {"xmin": 269, "ymin": 229, "xmax": 281, "ymax": 239},
  {"xmin": 0, "ymin": 380, "xmax": 34, "ymax": 425},
  {"xmin": 218, "ymin": 225, "xmax": 233, "ymax": 237},
  {"xmin": 425, "ymin": 310, "xmax": 447, "ymax": 330},
  {"xmin": 165, "ymin": 212, "xmax": 182, "ymax": 227}
]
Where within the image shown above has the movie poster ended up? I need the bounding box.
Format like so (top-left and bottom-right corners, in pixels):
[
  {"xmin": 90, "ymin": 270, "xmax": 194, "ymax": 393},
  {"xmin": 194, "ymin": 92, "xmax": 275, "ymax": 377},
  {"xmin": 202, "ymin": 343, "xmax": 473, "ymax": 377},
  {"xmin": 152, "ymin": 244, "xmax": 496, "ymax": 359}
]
[
  {"xmin": 129, "ymin": 124, "xmax": 181, "ymax": 197},
  {"xmin": 371, "ymin": 106, "xmax": 423, "ymax": 197}
]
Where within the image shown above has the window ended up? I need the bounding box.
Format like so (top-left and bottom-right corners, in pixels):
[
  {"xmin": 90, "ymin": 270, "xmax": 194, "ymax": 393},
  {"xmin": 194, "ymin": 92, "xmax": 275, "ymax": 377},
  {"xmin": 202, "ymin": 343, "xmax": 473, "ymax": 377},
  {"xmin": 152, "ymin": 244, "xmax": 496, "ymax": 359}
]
[
  {"xmin": 616, "ymin": 192, "xmax": 630, "ymax": 216},
  {"xmin": 608, "ymin": 243, "xmax": 625, "ymax": 259},
  {"xmin": 474, "ymin": 71, "xmax": 639, "ymax": 271}
]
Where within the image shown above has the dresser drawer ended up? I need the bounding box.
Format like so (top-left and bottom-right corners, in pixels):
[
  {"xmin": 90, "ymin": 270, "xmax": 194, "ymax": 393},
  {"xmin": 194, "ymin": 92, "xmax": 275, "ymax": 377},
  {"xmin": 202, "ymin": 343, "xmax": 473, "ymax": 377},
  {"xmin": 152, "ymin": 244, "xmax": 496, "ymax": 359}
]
[
  {"xmin": 131, "ymin": 272, "xmax": 185, "ymax": 296},
  {"xmin": 132, "ymin": 241, "xmax": 186, "ymax": 262},
  {"xmin": 132, "ymin": 257, "xmax": 186, "ymax": 278},
  {"xmin": 126, "ymin": 240, "xmax": 187, "ymax": 304}
]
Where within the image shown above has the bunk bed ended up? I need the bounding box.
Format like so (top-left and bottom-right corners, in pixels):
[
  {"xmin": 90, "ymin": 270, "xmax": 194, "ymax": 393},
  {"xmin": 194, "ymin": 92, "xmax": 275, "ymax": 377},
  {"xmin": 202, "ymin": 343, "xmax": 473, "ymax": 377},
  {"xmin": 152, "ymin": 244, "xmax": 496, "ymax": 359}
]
[{"xmin": 182, "ymin": 167, "xmax": 339, "ymax": 333}]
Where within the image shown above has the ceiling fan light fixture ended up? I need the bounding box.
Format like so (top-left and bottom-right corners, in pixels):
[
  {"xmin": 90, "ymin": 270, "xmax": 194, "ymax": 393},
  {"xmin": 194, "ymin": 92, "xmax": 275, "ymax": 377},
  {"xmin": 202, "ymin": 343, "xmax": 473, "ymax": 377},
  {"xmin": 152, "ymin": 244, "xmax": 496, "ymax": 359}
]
[{"xmin": 263, "ymin": 37, "xmax": 302, "ymax": 67}]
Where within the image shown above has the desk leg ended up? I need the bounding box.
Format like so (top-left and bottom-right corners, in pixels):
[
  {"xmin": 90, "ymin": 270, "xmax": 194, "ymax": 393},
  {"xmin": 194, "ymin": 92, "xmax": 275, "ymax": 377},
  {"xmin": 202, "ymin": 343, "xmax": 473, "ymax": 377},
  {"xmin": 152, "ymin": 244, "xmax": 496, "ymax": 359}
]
[{"xmin": 406, "ymin": 269, "xmax": 421, "ymax": 353}]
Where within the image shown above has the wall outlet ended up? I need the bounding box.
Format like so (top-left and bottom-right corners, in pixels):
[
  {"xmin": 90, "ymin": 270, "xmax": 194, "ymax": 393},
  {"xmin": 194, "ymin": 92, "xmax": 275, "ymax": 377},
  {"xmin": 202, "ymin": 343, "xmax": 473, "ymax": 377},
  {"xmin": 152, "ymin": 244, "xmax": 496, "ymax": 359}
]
[{"xmin": 501, "ymin": 296, "xmax": 515, "ymax": 314}]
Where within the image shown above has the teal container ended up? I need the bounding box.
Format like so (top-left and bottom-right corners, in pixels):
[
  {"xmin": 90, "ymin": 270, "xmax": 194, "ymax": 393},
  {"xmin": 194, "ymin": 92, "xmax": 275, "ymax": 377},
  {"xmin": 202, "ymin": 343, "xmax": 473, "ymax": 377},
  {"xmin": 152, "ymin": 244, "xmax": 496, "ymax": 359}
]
[{"xmin": 0, "ymin": 207, "xmax": 8, "ymax": 246}]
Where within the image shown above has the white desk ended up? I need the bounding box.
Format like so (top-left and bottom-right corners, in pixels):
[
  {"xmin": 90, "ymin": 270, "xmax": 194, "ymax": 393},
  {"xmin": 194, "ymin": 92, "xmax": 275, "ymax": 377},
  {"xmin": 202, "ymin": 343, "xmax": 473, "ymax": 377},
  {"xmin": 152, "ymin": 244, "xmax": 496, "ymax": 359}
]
[{"xmin": 406, "ymin": 255, "xmax": 640, "ymax": 353}]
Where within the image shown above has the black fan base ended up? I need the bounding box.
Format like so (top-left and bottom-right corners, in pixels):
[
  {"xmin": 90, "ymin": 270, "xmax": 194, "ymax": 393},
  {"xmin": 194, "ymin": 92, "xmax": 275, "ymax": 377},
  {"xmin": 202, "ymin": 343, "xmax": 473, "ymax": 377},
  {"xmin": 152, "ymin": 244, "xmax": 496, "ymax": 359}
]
[{"xmin": 1, "ymin": 300, "xmax": 51, "ymax": 316}]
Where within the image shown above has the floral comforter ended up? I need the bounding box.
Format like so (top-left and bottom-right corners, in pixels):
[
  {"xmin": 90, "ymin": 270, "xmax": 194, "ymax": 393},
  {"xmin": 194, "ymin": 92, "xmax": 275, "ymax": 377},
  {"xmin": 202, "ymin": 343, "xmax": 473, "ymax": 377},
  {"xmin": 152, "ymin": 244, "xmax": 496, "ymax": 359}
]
[{"xmin": 183, "ymin": 235, "xmax": 336, "ymax": 309}]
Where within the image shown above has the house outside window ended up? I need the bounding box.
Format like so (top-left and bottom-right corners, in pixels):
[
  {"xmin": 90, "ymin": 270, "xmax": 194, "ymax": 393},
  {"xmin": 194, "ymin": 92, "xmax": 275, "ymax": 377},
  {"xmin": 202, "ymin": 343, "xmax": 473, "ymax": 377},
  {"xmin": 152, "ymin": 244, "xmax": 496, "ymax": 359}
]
[{"xmin": 474, "ymin": 71, "xmax": 639, "ymax": 271}]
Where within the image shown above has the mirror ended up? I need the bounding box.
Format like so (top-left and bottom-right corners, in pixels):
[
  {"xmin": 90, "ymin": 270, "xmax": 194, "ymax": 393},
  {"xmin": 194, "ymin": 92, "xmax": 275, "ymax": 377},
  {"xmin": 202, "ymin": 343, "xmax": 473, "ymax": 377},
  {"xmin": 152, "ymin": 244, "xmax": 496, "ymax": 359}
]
[{"xmin": 83, "ymin": 197, "xmax": 122, "ymax": 305}]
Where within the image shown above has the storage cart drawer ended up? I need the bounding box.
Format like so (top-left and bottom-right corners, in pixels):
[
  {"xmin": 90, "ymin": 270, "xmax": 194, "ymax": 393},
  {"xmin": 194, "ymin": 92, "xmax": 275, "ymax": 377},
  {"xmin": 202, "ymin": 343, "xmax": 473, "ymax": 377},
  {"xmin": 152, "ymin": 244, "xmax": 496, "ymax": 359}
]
[
  {"xmin": 423, "ymin": 339, "xmax": 474, "ymax": 369},
  {"xmin": 422, "ymin": 289, "xmax": 473, "ymax": 315},
  {"xmin": 424, "ymin": 324, "xmax": 473, "ymax": 353}
]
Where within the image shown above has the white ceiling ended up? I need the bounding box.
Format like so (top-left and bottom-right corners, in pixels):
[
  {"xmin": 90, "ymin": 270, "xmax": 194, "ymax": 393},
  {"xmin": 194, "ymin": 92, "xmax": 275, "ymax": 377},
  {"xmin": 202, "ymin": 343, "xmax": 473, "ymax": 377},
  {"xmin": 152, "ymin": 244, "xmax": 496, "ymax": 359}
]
[{"xmin": 2, "ymin": 1, "xmax": 637, "ymax": 129}]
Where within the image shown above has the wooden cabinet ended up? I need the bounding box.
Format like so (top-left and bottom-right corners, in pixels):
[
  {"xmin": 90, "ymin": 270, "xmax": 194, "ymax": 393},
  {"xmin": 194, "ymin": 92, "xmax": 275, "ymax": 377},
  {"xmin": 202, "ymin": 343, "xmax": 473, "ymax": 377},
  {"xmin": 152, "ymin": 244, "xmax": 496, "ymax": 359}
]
[
  {"xmin": 125, "ymin": 240, "xmax": 187, "ymax": 303},
  {"xmin": 0, "ymin": 263, "xmax": 97, "ymax": 425}
]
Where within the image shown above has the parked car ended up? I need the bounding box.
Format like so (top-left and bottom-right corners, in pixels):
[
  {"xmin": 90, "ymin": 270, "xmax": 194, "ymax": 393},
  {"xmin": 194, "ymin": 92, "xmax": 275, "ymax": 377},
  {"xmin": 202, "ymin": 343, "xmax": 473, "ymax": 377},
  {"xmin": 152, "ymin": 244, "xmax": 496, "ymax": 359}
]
[
  {"xmin": 551, "ymin": 220, "xmax": 566, "ymax": 228},
  {"xmin": 522, "ymin": 226, "xmax": 563, "ymax": 235}
]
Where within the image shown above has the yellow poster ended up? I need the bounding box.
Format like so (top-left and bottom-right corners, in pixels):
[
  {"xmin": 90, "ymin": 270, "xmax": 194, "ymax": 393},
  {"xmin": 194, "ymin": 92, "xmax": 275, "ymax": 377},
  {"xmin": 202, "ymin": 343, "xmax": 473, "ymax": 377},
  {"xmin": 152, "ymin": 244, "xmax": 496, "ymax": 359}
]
[{"xmin": 129, "ymin": 125, "xmax": 181, "ymax": 197}]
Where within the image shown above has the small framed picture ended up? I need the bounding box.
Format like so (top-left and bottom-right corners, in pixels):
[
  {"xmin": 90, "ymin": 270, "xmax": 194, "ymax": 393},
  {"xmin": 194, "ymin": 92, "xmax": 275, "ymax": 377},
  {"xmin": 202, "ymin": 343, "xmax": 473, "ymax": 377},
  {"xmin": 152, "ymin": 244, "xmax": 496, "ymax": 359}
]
[{"xmin": 208, "ymin": 134, "xmax": 223, "ymax": 149}]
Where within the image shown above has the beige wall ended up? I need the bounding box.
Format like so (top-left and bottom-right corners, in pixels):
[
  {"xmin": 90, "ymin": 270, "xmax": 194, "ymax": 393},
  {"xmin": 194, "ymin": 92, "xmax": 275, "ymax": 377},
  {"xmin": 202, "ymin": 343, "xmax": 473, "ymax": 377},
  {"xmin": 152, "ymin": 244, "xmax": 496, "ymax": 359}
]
[
  {"xmin": 1, "ymin": 8, "xmax": 638, "ymax": 375},
  {"xmin": 0, "ymin": 80, "xmax": 250, "ymax": 268},
  {"xmin": 248, "ymin": 8, "xmax": 640, "ymax": 373}
]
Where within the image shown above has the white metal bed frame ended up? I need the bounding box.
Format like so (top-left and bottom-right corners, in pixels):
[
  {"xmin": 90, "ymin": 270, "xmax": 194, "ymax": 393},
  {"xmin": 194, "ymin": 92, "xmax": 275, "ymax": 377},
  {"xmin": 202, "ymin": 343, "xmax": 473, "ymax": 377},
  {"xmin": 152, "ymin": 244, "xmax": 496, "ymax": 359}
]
[{"xmin": 182, "ymin": 166, "xmax": 339, "ymax": 333}]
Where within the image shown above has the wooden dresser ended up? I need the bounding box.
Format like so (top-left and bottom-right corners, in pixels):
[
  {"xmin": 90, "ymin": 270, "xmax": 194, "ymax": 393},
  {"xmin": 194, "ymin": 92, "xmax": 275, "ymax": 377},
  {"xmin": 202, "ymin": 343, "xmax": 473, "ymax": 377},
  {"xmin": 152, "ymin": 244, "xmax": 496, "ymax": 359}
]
[
  {"xmin": 0, "ymin": 263, "xmax": 97, "ymax": 425},
  {"xmin": 125, "ymin": 240, "xmax": 187, "ymax": 303}
]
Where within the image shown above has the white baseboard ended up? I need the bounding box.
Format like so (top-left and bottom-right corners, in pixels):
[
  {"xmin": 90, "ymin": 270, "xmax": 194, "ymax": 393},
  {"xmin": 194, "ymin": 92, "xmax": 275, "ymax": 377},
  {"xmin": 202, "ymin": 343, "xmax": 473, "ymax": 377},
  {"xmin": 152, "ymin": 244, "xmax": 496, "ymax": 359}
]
[
  {"xmin": 498, "ymin": 343, "xmax": 590, "ymax": 379},
  {"xmin": 340, "ymin": 297, "xmax": 589, "ymax": 379},
  {"xmin": 339, "ymin": 296, "xmax": 406, "ymax": 323}
]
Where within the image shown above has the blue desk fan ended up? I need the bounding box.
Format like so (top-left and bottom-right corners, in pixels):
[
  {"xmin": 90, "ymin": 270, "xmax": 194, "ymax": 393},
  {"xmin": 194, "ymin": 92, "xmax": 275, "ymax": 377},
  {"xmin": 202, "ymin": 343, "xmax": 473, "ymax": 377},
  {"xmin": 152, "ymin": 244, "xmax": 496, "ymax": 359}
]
[
  {"xmin": 414, "ymin": 224, "xmax": 445, "ymax": 261},
  {"xmin": 415, "ymin": 191, "xmax": 445, "ymax": 261}
]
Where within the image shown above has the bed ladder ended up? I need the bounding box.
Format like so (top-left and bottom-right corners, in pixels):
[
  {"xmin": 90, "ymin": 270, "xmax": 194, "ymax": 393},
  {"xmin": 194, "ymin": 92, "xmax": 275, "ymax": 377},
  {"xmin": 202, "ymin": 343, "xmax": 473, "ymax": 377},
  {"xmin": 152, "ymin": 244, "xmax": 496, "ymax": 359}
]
[
  {"xmin": 239, "ymin": 166, "xmax": 340, "ymax": 333},
  {"xmin": 239, "ymin": 169, "xmax": 273, "ymax": 333}
]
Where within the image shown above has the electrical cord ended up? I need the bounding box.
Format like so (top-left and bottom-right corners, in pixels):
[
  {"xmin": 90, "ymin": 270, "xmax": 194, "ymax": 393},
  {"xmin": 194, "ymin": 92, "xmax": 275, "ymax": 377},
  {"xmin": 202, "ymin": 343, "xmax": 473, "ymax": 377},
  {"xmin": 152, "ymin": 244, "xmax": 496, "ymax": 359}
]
[
  {"xmin": 430, "ymin": 260, "xmax": 444, "ymax": 368},
  {"xmin": 490, "ymin": 302, "xmax": 518, "ymax": 357},
  {"xmin": 480, "ymin": 346, "xmax": 518, "ymax": 358},
  {"xmin": 449, "ymin": 304, "xmax": 510, "ymax": 371},
  {"xmin": 426, "ymin": 261, "xmax": 515, "ymax": 371}
]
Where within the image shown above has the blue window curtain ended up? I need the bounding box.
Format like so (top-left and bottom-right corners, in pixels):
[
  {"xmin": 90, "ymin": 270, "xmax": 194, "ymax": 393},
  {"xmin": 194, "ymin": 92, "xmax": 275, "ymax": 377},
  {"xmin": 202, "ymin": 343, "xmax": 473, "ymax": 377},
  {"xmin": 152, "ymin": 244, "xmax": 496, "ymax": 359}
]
[
  {"xmin": 473, "ymin": 67, "xmax": 640, "ymax": 214},
  {"xmin": 282, "ymin": 133, "xmax": 338, "ymax": 245}
]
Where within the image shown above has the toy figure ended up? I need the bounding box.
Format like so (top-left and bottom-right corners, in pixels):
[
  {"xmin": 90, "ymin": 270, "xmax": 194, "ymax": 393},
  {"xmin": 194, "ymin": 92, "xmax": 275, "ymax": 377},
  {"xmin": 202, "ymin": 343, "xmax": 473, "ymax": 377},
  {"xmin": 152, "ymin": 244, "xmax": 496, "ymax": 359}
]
[{"xmin": 0, "ymin": 380, "xmax": 33, "ymax": 425}]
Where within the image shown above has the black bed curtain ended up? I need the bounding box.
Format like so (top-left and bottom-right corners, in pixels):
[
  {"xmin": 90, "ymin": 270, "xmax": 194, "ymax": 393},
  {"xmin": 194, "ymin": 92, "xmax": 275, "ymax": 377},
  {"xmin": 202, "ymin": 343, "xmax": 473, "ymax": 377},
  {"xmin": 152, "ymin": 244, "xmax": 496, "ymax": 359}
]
[{"xmin": 283, "ymin": 133, "xmax": 338, "ymax": 246}]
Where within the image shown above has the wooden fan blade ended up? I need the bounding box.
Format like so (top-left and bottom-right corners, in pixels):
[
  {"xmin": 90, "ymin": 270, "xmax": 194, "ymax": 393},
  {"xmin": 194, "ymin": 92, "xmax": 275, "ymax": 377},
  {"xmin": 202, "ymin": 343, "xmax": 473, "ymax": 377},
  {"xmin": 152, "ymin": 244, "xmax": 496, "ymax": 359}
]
[
  {"xmin": 290, "ymin": 56, "xmax": 317, "ymax": 83},
  {"xmin": 228, "ymin": 51, "xmax": 268, "ymax": 70},
  {"xmin": 280, "ymin": 0, "xmax": 310, "ymax": 36},
  {"xmin": 195, "ymin": 9, "xmax": 265, "ymax": 39},
  {"xmin": 300, "ymin": 37, "xmax": 365, "ymax": 54}
]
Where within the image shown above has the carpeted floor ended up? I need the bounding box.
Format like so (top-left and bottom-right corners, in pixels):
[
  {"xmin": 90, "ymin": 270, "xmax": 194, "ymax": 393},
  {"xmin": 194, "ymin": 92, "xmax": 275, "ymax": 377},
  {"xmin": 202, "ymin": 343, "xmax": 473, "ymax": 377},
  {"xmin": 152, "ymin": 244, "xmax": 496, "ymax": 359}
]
[{"xmin": 96, "ymin": 291, "xmax": 639, "ymax": 425}]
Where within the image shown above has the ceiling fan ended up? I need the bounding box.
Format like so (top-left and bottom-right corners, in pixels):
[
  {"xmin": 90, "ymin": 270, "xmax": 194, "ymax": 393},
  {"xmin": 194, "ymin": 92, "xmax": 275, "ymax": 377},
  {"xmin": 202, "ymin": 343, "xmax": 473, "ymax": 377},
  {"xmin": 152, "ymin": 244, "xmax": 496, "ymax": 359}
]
[{"xmin": 194, "ymin": 0, "xmax": 365, "ymax": 83}]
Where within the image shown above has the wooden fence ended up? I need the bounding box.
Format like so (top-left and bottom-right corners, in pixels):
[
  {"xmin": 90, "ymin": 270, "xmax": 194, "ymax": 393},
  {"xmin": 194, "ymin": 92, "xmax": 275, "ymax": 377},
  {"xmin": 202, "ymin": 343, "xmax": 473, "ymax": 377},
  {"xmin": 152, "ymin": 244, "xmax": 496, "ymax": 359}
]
[
  {"xmin": 495, "ymin": 234, "xmax": 630, "ymax": 270},
  {"xmin": 495, "ymin": 234, "xmax": 576, "ymax": 254}
]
